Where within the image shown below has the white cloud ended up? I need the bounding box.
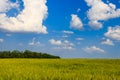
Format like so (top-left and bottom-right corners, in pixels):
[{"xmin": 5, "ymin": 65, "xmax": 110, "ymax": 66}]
[
  {"xmin": 70, "ymin": 14, "xmax": 83, "ymax": 30},
  {"xmin": 49, "ymin": 39, "xmax": 58, "ymax": 45},
  {"xmin": 29, "ymin": 38, "xmax": 41, "ymax": 46},
  {"xmin": 88, "ymin": 20, "xmax": 103, "ymax": 30},
  {"xmin": 0, "ymin": 0, "xmax": 48, "ymax": 34},
  {"xmin": 49, "ymin": 39, "xmax": 62, "ymax": 45},
  {"xmin": 85, "ymin": 0, "xmax": 120, "ymax": 29},
  {"xmin": 76, "ymin": 37, "xmax": 84, "ymax": 41},
  {"xmin": 49, "ymin": 39, "xmax": 74, "ymax": 50},
  {"xmin": 63, "ymin": 40, "xmax": 74, "ymax": 46},
  {"xmin": 105, "ymin": 26, "xmax": 120, "ymax": 41},
  {"xmin": 101, "ymin": 39, "xmax": 114, "ymax": 46},
  {"xmin": 0, "ymin": 38, "xmax": 4, "ymax": 43},
  {"xmin": 53, "ymin": 46, "xmax": 74, "ymax": 50},
  {"xmin": 83, "ymin": 46, "xmax": 105, "ymax": 53},
  {"xmin": 62, "ymin": 30, "xmax": 74, "ymax": 34},
  {"xmin": 0, "ymin": 0, "xmax": 19, "ymax": 12}
]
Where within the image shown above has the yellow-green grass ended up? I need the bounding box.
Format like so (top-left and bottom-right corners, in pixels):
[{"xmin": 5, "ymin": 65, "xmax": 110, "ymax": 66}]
[{"xmin": 0, "ymin": 59, "xmax": 120, "ymax": 80}]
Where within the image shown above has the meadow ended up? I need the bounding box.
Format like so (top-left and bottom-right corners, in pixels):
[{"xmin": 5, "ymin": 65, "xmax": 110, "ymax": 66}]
[{"xmin": 0, "ymin": 59, "xmax": 120, "ymax": 80}]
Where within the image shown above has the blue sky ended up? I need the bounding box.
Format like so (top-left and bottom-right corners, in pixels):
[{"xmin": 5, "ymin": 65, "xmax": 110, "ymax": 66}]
[{"xmin": 0, "ymin": 0, "xmax": 120, "ymax": 58}]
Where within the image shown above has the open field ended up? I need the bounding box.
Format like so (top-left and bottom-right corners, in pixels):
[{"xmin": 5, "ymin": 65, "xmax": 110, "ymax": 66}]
[{"xmin": 0, "ymin": 59, "xmax": 120, "ymax": 80}]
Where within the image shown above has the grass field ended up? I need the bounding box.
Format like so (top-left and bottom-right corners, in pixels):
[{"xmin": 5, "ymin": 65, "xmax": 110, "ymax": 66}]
[{"xmin": 0, "ymin": 59, "xmax": 120, "ymax": 80}]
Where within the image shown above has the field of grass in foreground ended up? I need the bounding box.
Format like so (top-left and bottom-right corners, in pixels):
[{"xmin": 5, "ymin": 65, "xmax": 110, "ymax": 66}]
[{"xmin": 0, "ymin": 59, "xmax": 120, "ymax": 80}]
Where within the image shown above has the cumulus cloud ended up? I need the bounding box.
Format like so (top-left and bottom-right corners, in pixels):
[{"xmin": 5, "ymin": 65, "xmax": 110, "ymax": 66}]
[
  {"xmin": 0, "ymin": 0, "xmax": 48, "ymax": 34},
  {"xmin": 70, "ymin": 14, "xmax": 83, "ymax": 30},
  {"xmin": 85, "ymin": 0, "xmax": 120, "ymax": 29},
  {"xmin": 62, "ymin": 30, "xmax": 74, "ymax": 34},
  {"xmin": 88, "ymin": 20, "xmax": 103, "ymax": 30},
  {"xmin": 83, "ymin": 46, "xmax": 105, "ymax": 53},
  {"xmin": 0, "ymin": 38, "xmax": 4, "ymax": 43},
  {"xmin": 28, "ymin": 37, "xmax": 41, "ymax": 46},
  {"xmin": 49, "ymin": 39, "xmax": 74, "ymax": 50},
  {"xmin": 0, "ymin": 0, "xmax": 19, "ymax": 12},
  {"xmin": 101, "ymin": 39, "xmax": 114, "ymax": 46},
  {"xmin": 49, "ymin": 39, "xmax": 62, "ymax": 45},
  {"xmin": 105, "ymin": 26, "xmax": 120, "ymax": 41}
]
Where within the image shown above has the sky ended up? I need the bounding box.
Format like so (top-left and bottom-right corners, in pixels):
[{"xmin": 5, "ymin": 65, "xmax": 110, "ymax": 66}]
[{"xmin": 0, "ymin": 0, "xmax": 120, "ymax": 58}]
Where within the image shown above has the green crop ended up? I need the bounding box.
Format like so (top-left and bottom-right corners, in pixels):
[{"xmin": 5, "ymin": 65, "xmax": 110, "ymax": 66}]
[{"xmin": 0, "ymin": 59, "xmax": 120, "ymax": 80}]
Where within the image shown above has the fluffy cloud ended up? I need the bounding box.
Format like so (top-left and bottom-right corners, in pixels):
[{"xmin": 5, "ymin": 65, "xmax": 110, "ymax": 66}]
[
  {"xmin": 0, "ymin": 0, "xmax": 19, "ymax": 12},
  {"xmin": 70, "ymin": 14, "xmax": 83, "ymax": 30},
  {"xmin": 101, "ymin": 39, "xmax": 114, "ymax": 46},
  {"xmin": 28, "ymin": 38, "xmax": 41, "ymax": 46},
  {"xmin": 62, "ymin": 30, "xmax": 74, "ymax": 34},
  {"xmin": 88, "ymin": 21, "xmax": 102, "ymax": 30},
  {"xmin": 85, "ymin": 0, "xmax": 120, "ymax": 29},
  {"xmin": 0, "ymin": 38, "xmax": 4, "ymax": 43},
  {"xmin": 0, "ymin": 0, "xmax": 48, "ymax": 34},
  {"xmin": 83, "ymin": 46, "xmax": 105, "ymax": 53},
  {"xmin": 49, "ymin": 39, "xmax": 62, "ymax": 45},
  {"xmin": 105, "ymin": 26, "xmax": 120, "ymax": 41},
  {"xmin": 49, "ymin": 39, "xmax": 74, "ymax": 50}
]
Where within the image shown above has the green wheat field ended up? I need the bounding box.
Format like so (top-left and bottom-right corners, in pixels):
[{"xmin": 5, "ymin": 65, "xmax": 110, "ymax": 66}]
[{"xmin": 0, "ymin": 59, "xmax": 120, "ymax": 80}]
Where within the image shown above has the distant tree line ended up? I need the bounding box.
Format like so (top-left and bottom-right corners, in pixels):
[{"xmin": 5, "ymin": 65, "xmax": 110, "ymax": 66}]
[{"xmin": 0, "ymin": 50, "xmax": 60, "ymax": 58}]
